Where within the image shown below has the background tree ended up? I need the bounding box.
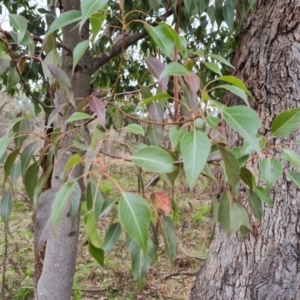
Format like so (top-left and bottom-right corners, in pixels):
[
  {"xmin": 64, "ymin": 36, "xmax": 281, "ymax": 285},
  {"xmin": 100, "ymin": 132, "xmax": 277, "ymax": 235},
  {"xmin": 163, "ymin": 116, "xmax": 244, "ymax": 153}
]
[{"xmin": 190, "ymin": 1, "xmax": 300, "ymax": 299}]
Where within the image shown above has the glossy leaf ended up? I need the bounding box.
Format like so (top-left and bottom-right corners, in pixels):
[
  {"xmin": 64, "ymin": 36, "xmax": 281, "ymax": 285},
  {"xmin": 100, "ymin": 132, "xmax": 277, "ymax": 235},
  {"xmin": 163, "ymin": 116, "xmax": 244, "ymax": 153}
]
[
  {"xmin": 287, "ymin": 172, "xmax": 300, "ymax": 189},
  {"xmin": 282, "ymin": 149, "xmax": 300, "ymax": 170},
  {"xmin": 222, "ymin": 106, "xmax": 261, "ymax": 154},
  {"xmin": 72, "ymin": 40, "xmax": 89, "ymax": 73},
  {"xmin": 84, "ymin": 210, "xmax": 101, "ymax": 248},
  {"xmin": 79, "ymin": 0, "xmax": 108, "ymax": 31},
  {"xmin": 90, "ymin": 6, "xmax": 108, "ymax": 40},
  {"xmin": 9, "ymin": 161, "xmax": 21, "ymax": 185},
  {"xmin": 64, "ymin": 154, "xmax": 82, "ymax": 173},
  {"xmin": 207, "ymin": 54, "xmax": 234, "ymax": 68},
  {"xmin": 271, "ymin": 108, "xmax": 300, "ymax": 137},
  {"xmin": 89, "ymin": 96, "xmax": 106, "ymax": 128},
  {"xmin": 125, "ymin": 124, "xmax": 145, "ymax": 136},
  {"xmin": 132, "ymin": 146, "xmax": 175, "ymax": 173},
  {"xmin": 65, "ymin": 112, "xmax": 92, "ymax": 123},
  {"xmin": 249, "ymin": 191, "xmax": 262, "ymax": 222},
  {"xmin": 145, "ymin": 57, "xmax": 168, "ymax": 92},
  {"xmin": 223, "ymin": 3, "xmax": 234, "ymax": 30},
  {"xmin": 259, "ymin": 158, "xmax": 282, "ymax": 190},
  {"xmin": 240, "ymin": 167, "xmax": 254, "ymax": 192},
  {"xmin": 180, "ymin": 131, "xmax": 211, "ymax": 189},
  {"xmin": 9, "ymin": 14, "xmax": 28, "ymax": 44},
  {"xmin": 4, "ymin": 148, "xmax": 20, "ymax": 183},
  {"xmin": 204, "ymin": 62, "xmax": 222, "ymax": 75},
  {"xmin": 161, "ymin": 214, "xmax": 177, "ymax": 262},
  {"xmin": 86, "ymin": 181, "xmax": 103, "ymax": 220},
  {"xmin": 218, "ymin": 191, "xmax": 250, "ymax": 235},
  {"xmin": 119, "ymin": 192, "xmax": 150, "ymax": 253},
  {"xmin": 24, "ymin": 161, "xmax": 39, "ymax": 203},
  {"xmin": 217, "ymin": 144, "xmax": 240, "ymax": 193},
  {"xmin": 253, "ymin": 186, "xmax": 273, "ymax": 206},
  {"xmin": 218, "ymin": 76, "xmax": 251, "ymax": 96},
  {"xmin": 46, "ymin": 10, "xmax": 82, "ymax": 36},
  {"xmin": 51, "ymin": 180, "xmax": 80, "ymax": 230},
  {"xmin": 169, "ymin": 126, "xmax": 186, "ymax": 150},
  {"xmin": 0, "ymin": 133, "xmax": 14, "ymax": 161},
  {"xmin": 159, "ymin": 62, "xmax": 191, "ymax": 80},
  {"xmin": 127, "ymin": 236, "xmax": 154, "ymax": 291},
  {"xmin": 217, "ymin": 84, "xmax": 249, "ymax": 106},
  {"xmin": 0, "ymin": 191, "xmax": 12, "ymax": 226},
  {"xmin": 21, "ymin": 141, "xmax": 38, "ymax": 178},
  {"xmin": 88, "ymin": 242, "xmax": 104, "ymax": 266},
  {"xmin": 102, "ymin": 223, "xmax": 122, "ymax": 254},
  {"xmin": 139, "ymin": 93, "xmax": 170, "ymax": 106}
]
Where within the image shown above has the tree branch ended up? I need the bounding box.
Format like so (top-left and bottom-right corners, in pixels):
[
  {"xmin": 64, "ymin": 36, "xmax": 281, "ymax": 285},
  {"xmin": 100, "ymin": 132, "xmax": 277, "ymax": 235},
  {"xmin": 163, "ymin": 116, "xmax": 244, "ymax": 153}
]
[{"xmin": 90, "ymin": 8, "xmax": 175, "ymax": 74}]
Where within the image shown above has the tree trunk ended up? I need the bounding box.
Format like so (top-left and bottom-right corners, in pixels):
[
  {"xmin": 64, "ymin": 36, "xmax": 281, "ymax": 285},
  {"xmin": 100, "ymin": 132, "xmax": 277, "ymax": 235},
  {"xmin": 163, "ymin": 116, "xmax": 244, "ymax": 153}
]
[
  {"xmin": 36, "ymin": 1, "xmax": 92, "ymax": 299},
  {"xmin": 190, "ymin": 1, "xmax": 300, "ymax": 299}
]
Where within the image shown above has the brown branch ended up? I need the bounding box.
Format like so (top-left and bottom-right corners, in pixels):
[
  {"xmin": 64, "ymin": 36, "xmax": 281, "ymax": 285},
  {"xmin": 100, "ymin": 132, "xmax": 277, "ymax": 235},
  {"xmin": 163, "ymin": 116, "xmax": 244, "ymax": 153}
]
[
  {"xmin": 1, "ymin": 30, "xmax": 73, "ymax": 56},
  {"xmin": 90, "ymin": 8, "xmax": 175, "ymax": 74}
]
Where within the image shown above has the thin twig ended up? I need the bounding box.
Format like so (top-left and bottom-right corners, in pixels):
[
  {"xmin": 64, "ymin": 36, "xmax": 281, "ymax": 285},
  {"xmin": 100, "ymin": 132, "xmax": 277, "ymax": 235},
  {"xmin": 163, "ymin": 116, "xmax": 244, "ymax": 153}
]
[
  {"xmin": 1, "ymin": 225, "xmax": 8, "ymax": 299},
  {"xmin": 163, "ymin": 271, "xmax": 198, "ymax": 280}
]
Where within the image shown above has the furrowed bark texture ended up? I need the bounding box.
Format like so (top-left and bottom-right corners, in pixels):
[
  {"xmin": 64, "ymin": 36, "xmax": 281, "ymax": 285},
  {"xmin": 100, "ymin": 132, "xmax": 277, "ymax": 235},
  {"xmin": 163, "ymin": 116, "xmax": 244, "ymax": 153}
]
[
  {"xmin": 190, "ymin": 1, "xmax": 300, "ymax": 299},
  {"xmin": 36, "ymin": 1, "xmax": 91, "ymax": 299}
]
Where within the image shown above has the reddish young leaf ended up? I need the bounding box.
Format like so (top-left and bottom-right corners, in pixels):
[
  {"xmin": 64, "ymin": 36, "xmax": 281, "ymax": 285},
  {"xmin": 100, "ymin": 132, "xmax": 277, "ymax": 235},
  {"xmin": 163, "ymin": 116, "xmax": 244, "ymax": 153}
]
[
  {"xmin": 145, "ymin": 57, "xmax": 168, "ymax": 92},
  {"xmin": 184, "ymin": 73, "xmax": 200, "ymax": 93},
  {"xmin": 151, "ymin": 192, "xmax": 172, "ymax": 216},
  {"xmin": 89, "ymin": 96, "xmax": 106, "ymax": 129}
]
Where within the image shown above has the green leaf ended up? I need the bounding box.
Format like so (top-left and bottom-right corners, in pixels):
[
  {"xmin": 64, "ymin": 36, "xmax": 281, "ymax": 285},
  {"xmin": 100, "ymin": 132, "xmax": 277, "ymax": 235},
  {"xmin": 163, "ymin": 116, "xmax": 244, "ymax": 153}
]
[
  {"xmin": 253, "ymin": 186, "xmax": 273, "ymax": 206},
  {"xmin": 64, "ymin": 154, "xmax": 82, "ymax": 173},
  {"xmin": 74, "ymin": 140, "xmax": 92, "ymax": 151},
  {"xmin": 180, "ymin": 131, "xmax": 211, "ymax": 189},
  {"xmin": 218, "ymin": 191, "xmax": 250, "ymax": 235},
  {"xmin": 72, "ymin": 40, "xmax": 89, "ymax": 74},
  {"xmin": 217, "ymin": 84, "xmax": 249, "ymax": 106},
  {"xmin": 259, "ymin": 158, "xmax": 282, "ymax": 190},
  {"xmin": 145, "ymin": 24, "xmax": 179, "ymax": 57},
  {"xmin": 161, "ymin": 214, "xmax": 177, "ymax": 263},
  {"xmin": 287, "ymin": 172, "xmax": 300, "ymax": 189},
  {"xmin": 126, "ymin": 236, "xmax": 154, "ymax": 291},
  {"xmin": 65, "ymin": 112, "xmax": 92, "ymax": 123},
  {"xmin": 205, "ymin": 116, "xmax": 220, "ymax": 129},
  {"xmin": 132, "ymin": 146, "xmax": 175, "ymax": 173},
  {"xmin": 46, "ymin": 10, "xmax": 82, "ymax": 36},
  {"xmin": 90, "ymin": 6, "xmax": 108, "ymax": 40},
  {"xmin": 139, "ymin": 93, "xmax": 170, "ymax": 106},
  {"xmin": 86, "ymin": 181, "xmax": 103, "ymax": 220},
  {"xmin": 283, "ymin": 149, "xmax": 300, "ymax": 170},
  {"xmin": 4, "ymin": 148, "xmax": 20, "ymax": 183},
  {"xmin": 203, "ymin": 62, "xmax": 222, "ymax": 75},
  {"xmin": 0, "ymin": 191, "xmax": 12, "ymax": 226},
  {"xmin": 159, "ymin": 62, "xmax": 191, "ymax": 80},
  {"xmin": 169, "ymin": 126, "xmax": 186, "ymax": 150},
  {"xmin": 52, "ymin": 180, "xmax": 79, "ymax": 230},
  {"xmin": 9, "ymin": 161, "xmax": 21, "ymax": 185},
  {"xmin": 206, "ymin": 54, "xmax": 234, "ymax": 68},
  {"xmin": 249, "ymin": 191, "xmax": 262, "ymax": 222},
  {"xmin": 88, "ymin": 242, "xmax": 104, "ymax": 266},
  {"xmin": 24, "ymin": 162, "xmax": 39, "ymax": 203},
  {"xmin": 102, "ymin": 223, "xmax": 122, "ymax": 254},
  {"xmin": 119, "ymin": 192, "xmax": 150, "ymax": 253},
  {"xmin": 218, "ymin": 76, "xmax": 252, "ymax": 96},
  {"xmin": 79, "ymin": 0, "xmax": 108, "ymax": 31},
  {"xmin": 271, "ymin": 108, "xmax": 300, "ymax": 137},
  {"xmin": 125, "ymin": 124, "xmax": 145, "ymax": 136},
  {"xmin": 217, "ymin": 145, "xmax": 240, "ymax": 194},
  {"xmin": 223, "ymin": 4, "xmax": 234, "ymax": 30},
  {"xmin": 222, "ymin": 106, "xmax": 261, "ymax": 154},
  {"xmin": 9, "ymin": 14, "xmax": 28, "ymax": 44},
  {"xmin": 240, "ymin": 167, "xmax": 254, "ymax": 193},
  {"xmin": 84, "ymin": 210, "xmax": 101, "ymax": 248},
  {"xmin": 0, "ymin": 134, "xmax": 14, "ymax": 161},
  {"xmin": 21, "ymin": 141, "xmax": 38, "ymax": 178}
]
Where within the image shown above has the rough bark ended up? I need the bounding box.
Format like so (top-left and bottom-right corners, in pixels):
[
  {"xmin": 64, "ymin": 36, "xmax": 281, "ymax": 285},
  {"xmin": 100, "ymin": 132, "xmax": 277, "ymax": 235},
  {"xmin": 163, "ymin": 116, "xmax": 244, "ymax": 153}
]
[
  {"xmin": 36, "ymin": 0, "xmax": 91, "ymax": 299},
  {"xmin": 190, "ymin": 1, "xmax": 300, "ymax": 299}
]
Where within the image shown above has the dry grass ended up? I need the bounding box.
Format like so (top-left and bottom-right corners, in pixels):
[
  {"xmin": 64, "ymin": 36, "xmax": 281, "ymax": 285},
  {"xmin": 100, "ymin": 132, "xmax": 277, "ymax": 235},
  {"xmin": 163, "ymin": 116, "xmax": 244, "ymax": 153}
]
[{"xmin": 0, "ymin": 160, "xmax": 213, "ymax": 300}]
